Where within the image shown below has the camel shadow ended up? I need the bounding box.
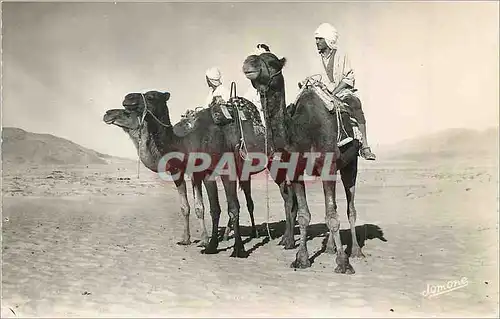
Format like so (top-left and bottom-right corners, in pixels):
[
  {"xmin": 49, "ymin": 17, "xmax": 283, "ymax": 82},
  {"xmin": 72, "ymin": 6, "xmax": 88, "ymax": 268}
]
[{"xmin": 212, "ymin": 221, "xmax": 387, "ymax": 258}]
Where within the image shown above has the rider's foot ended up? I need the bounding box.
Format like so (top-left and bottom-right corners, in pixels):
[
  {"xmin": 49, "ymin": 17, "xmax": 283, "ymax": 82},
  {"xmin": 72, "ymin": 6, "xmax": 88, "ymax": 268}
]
[{"xmin": 360, "ymin": 146, "xmax": 376, "ymax": 160}]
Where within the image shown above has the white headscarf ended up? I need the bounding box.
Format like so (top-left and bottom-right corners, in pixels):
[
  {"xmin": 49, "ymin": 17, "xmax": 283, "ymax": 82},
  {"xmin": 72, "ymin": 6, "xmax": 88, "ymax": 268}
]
[
  {"xmin": 205, "ymin": 67, "xmax": 222, "ymax": 86},
  {"xmin": 314, "ymin": 22, "xmax": 339, "ymax": 50}
]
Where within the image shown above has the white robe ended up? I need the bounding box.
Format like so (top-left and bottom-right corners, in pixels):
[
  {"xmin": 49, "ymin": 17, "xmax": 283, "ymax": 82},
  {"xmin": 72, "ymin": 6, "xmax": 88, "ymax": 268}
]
[
  {"xmin": 205, "ymin": 85, "xmax": 230, "ymax": 107},
  {"xmin": 318, "ymin": 48, "xmax": 357, "ymax": 100}
]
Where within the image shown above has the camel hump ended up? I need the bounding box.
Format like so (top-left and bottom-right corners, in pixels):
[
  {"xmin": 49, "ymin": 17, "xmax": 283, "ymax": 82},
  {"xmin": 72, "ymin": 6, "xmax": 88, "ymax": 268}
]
[{"xmin": 173, "ymin": 107, "xmax": 207, "ymax": 137}]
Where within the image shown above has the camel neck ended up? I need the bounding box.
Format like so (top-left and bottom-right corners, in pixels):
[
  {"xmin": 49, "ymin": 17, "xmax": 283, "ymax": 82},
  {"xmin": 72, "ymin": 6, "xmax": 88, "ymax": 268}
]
[
  {"xmin": 132, "ymin": 113, "xmax": 177, "ymax": 173},
  {"xmin": 262, "ymin": 87, "xmax": 289, "ymax": 153}
]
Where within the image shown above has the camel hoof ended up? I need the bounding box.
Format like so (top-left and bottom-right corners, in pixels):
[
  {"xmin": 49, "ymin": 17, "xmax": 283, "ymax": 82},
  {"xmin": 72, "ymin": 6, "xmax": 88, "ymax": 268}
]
[
  {"xmin": 290, "ymin": 258, "xmax": 311, "ymax": 269},
  {"xmin": 350, "ymin": 247, "xmax": 365, "ymax": 259},
  {"xmin": 176, "ymin": 239, "xmax": 192, "ymax": 246},
  {"xmin": 230, "ymin": 247, "xmax": 249, "ymax": 258},
  {"xmin": 279, "ymin": 236, "xmax": 295, "ymax": 249},
  {"xmin": 334, "ymin": 254, "xmax": 355, "ymax": 274},
  {"xmin": 334, "ymin": 263, "xmax": 355, "ymax": 274}
]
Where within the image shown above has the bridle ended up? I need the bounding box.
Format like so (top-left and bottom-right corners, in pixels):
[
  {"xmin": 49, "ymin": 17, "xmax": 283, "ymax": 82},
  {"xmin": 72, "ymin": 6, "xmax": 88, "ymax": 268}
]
[
  {"xmin": 255, "ymin": 55, "xmax": 283, "ymax": 96},
  {"xmin": 253, "ymin": 55, "xmax": 285, "ymax": 158},
  {"xmin": 135, "ymin": 93, "xmax": 172, "ymax": 179},
  {"xmin": 138, "ymin": 93, "xmax": 173, "ymax": 129}
]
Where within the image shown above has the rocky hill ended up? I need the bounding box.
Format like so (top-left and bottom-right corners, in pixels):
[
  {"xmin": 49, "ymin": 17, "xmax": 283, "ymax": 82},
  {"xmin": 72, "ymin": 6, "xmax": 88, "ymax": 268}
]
[{"xmin": 2, "ymin": 127, "xmax": 131, "ymax": 166}]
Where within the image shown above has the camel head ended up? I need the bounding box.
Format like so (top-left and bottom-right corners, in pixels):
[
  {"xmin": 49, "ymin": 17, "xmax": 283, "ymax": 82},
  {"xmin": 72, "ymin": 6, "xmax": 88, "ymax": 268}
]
[
  {"xmin": 122, "ymin": 90, "xmax": 173, "ymax": 127},
  {"xmin": 103, "ymin": 108, "xmax": 140, "ymax": 131},
  {"xmin": 242, "ymin": 52, "xmax": 287, "ymax": 93}
]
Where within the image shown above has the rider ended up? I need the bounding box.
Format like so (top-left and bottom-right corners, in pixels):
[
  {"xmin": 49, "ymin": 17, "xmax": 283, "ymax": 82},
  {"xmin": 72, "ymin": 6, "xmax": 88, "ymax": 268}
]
[
  {"xmin": 205, "ymin": 66, "xmax": 230, "ymax": 107},
  {"xmin": 310, "ymin": 22, "xmax": 376, "ymax": 160}
]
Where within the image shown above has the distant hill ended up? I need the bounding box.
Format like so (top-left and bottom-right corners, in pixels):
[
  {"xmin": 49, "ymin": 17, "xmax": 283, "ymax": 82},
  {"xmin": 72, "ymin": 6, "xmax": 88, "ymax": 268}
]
[
  {"xmin": 1, "ymin": 127, "xmax": 132, "ymax": 166},
  {"xmin": 378, "ymin": 127, "xmax": 499, "ymax": 161}
]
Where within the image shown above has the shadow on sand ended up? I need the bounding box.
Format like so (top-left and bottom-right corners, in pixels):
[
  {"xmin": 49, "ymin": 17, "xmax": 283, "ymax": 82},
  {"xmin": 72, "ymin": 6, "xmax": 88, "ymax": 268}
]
[{"xmin": 209, "ymin": 221, "xmax": 387, "ymax": 260}]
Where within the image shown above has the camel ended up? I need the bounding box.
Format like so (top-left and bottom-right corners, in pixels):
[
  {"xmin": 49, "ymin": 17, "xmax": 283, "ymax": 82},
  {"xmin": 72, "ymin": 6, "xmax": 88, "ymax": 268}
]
[
  {"xmin": 242, "ymin": 52, "xmax": 364, "ymax": 274},
  {"xmin": 103, "ymin": 91, "xmax": 225, "ymax": 249},
  {"xmin": 103, "ymin": 91, "xmax": 265, "ymax": 257}
]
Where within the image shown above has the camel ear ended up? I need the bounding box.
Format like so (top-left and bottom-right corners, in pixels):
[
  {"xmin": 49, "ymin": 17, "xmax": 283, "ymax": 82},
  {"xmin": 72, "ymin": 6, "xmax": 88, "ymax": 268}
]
[
  {"xmin": 164, "ymin": 92, "xmax": 171, "ymax": 101},
  {"xmin": 279, "ymin": 57, "xmax": 287, "ymax": 69}
]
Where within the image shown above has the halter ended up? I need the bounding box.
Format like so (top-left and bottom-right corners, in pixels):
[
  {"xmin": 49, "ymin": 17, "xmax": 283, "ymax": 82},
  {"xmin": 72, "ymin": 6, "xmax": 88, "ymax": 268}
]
[
  {"xmin": 256, "ymin": 55, "xmax": 283, "ymax": 95},
  {"xmin": 135, "ymin": 93, "xmax": 172, "ymax": 179},
  {"xmin": 253, "ymin": 55, "xmax": 285, "ymax": 159},
  {"xmin": 138, "ymin": 93, "xmax": 173, "ymax": 129}
]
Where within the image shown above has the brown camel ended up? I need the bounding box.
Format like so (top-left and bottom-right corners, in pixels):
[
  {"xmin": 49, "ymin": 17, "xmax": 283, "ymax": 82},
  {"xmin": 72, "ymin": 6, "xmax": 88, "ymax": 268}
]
[
  {"xmin": 242, "ymin": 52, "xmax": 364, "ymax": 274},
  {"xmin": 103, "ymin": 91, "xmax": 264, "ymax": 257}
]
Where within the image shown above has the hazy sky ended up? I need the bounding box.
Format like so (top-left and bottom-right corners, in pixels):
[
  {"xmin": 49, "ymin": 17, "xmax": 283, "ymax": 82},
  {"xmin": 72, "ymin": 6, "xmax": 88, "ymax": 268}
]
[{"xmin": 2, "ymin": 1, "xmax": 499, "ymax": 159}]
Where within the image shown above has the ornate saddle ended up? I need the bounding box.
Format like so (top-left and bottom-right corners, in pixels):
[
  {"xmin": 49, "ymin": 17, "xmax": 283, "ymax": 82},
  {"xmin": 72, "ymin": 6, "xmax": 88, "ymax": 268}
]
[{"xmin": 209, "ymin": 82, "xmax": 266, "ymax": 137}]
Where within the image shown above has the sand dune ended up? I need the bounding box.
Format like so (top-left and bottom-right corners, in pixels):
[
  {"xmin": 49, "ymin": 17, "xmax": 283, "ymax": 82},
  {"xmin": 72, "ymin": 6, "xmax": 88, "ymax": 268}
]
[{"xmin": 2, "ymin": 156, "xmax": 498, "ymax": 317}]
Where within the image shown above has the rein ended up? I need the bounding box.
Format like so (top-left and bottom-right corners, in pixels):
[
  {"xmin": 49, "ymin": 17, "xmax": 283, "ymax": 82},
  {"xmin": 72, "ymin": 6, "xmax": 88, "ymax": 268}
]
[
  {"xmin": 230, "ymin": 81, "xmax": 272, "ymax": 240},
  {"xmin": 230, "ymin": 82, "xmax": 250, "ymax": 162},
  {"xmin": 254, "ymin": 56, "xmax": 284, "ymax": 241},
  {"xmin": 257, "ymin": 55, "xmax": 285, "ymax": 158}
]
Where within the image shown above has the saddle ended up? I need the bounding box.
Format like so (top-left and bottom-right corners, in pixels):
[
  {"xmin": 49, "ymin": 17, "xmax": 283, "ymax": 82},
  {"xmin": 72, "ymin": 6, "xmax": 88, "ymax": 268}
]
[
  {"xmin": 210, "ymin": 82, "xmax": 266, "ymax": 138},
  {"xmin": 294, "ymin": 76, "xmax": 361, "ymax": 147},
  {"xmin": 172, "ymin": 83, "xmax": 266, "ymax": 138},
  {"xmin": 172, "ymin": 107, "xmax": 204, "ymax": 137}
]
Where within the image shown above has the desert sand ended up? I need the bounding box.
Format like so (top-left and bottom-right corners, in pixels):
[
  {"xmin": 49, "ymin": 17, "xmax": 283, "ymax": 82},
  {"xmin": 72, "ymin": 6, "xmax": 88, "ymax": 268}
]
[{"xmin": 1, "ymin": 156, "xmax": 498, "ymax": 318}]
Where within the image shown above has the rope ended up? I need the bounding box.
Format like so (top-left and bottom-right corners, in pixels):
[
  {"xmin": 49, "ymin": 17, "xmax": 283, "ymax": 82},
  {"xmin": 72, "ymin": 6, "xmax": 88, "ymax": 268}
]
[
  {"xmin": 135, "ymin": 93, "xmax": 174, "ymax": 180},
  {"xmin": 137, "ymin": 94, "xmax": 149, "ymax": 180},
  {"xmin": 230, "ymin": 81, "xmax": 271, "ymax": 239},
  {"xmin": 261, "ymin": 92, "xmax": 272, "ymax": 240}
]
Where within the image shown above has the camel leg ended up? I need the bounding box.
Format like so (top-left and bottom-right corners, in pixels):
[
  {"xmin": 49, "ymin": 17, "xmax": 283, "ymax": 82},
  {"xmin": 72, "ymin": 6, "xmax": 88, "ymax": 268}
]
[
  {"xmin": 193, "ymin": 179, "xmax": 209, "ymax": 247},
  {"xmin": 240, "ymin": 179, "xmax": 258, "ymax": 238},
  {"xmin": 327, "ymin": 140, "xmax": 361, "ymax": 254},
  {"xmin": 290, "ymin": 181, "xmax": 311, "ymax": 269},
  {"xmin": 224, "ymin": 180, "xmax": 257, "ymax": 241},
  {"xmin": 221, "ymin": 175, "xmax": 248, "ymax": 258},
  {"xmin": 175, "ymin": 178, "xmax": 191, "ymax": 245},
  {"xmin": 278, "ymin": 182, "xmax": 297, "ymax": 249},
  {"xmin": 323, "ymin": 180, "xmax": 354, "ymax": 274},
  {"xmin": 202, "ymin": 178, "xmax": 222, "ymax": 254},
  {"xmin": 341, "ymin": 156, "xmax": 365, "ymax": 258}
]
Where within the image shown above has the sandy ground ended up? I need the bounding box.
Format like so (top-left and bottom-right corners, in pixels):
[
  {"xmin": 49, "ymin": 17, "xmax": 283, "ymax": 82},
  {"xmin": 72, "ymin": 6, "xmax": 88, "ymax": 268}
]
[{"xmin": 1, "ymin": 158, "xmax": 498, "ymax": 318}]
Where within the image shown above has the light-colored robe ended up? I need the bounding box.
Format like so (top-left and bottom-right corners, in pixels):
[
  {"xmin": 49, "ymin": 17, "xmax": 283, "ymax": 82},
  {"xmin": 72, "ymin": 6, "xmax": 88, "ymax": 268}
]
[
  {"xmin": 205, "ymin": 85, "xmax": 230, "ymax": 107},
  {"xmin": 318, "ymin": 48, "xmax": 357, "ymax": 100}
]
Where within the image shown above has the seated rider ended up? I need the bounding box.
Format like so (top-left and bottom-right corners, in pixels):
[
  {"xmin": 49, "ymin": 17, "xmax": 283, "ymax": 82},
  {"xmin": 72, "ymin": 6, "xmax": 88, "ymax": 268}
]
[
  {"xmin": 305, "ymin": 22, "xmax": 376, "ymax": 160},
  {"xmin": 205, "ymin": 66, "xmax": 230, "ymax": 107}
]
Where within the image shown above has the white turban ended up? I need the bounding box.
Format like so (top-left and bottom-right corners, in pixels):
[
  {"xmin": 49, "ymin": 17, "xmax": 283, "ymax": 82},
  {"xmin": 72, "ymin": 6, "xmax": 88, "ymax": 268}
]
[
  {"xmin": 314, "ymin": 22, "xmax": 339, "ymax": 50},
  {"xmin": 205, "ymin": 67, "xmax": 222, "ymax": 86}
]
